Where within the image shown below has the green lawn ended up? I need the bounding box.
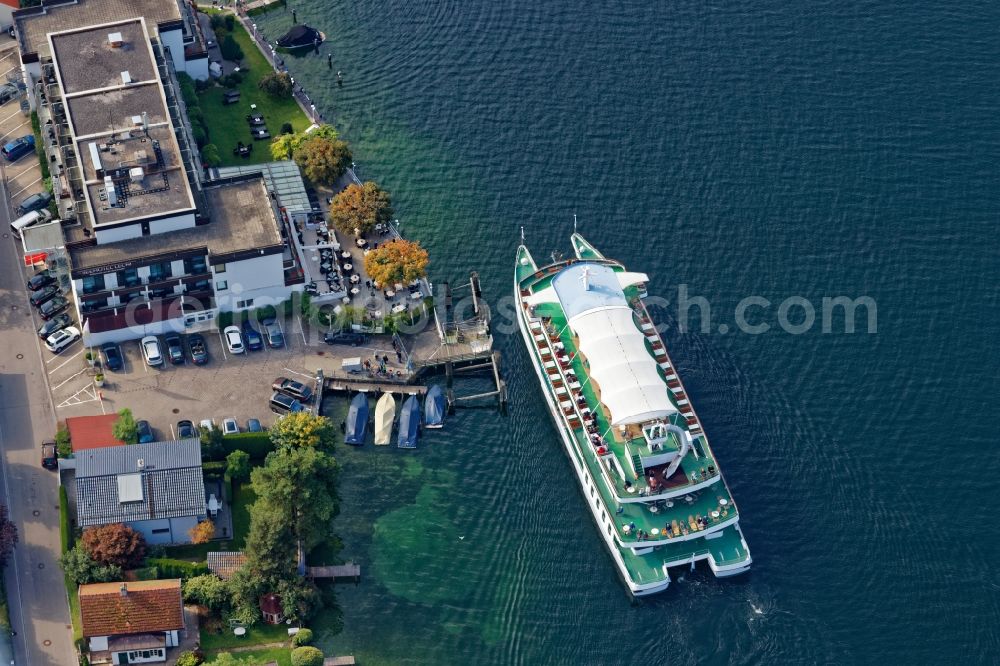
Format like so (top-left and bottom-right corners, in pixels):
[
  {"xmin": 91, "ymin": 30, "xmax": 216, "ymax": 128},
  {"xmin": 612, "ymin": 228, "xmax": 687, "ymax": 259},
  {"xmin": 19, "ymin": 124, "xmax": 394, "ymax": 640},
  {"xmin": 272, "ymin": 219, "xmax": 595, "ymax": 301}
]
[
  {"xmin": 163, "ymin": 540, "xmax": 227, "ymax": 561},
  {"xmin": 200, "ymin": 621, "xmax": 290, "ymax": 651},
  {"xmin": 231, "ymin": 480, "xmax": 257, "ymax": 549},
  {"xmin": 201, "ymin": 18, "xmax": 310, "ymax": 166},
  {"xmin": 205, "ymin": 647, "xmax": 292, "ymax": 665}
]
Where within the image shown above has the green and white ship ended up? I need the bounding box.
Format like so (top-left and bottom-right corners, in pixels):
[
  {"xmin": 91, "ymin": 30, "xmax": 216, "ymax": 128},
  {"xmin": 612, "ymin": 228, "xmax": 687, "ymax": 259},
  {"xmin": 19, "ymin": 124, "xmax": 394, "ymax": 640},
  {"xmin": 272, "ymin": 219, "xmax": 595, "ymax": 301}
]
[{"xmin": 515, "ymin": 233, "xmax": 751, "ymax": 595}]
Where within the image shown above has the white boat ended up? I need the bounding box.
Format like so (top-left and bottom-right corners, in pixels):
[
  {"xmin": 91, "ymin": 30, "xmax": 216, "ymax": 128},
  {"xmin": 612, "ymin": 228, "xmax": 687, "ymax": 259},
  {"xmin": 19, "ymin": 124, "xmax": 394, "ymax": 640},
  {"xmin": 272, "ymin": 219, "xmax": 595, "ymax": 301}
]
[{"xmin": 374, "ymin": 392, "xmax": 396, "ymax": 445}]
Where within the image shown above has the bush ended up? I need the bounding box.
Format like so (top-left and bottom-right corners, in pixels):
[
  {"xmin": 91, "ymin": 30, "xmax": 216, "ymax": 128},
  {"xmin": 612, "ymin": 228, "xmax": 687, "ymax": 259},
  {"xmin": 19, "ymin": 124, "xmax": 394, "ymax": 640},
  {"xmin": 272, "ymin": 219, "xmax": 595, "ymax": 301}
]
[
  {"xmin": 112, "ymin": 408, "xmax": 138, "ymax": 445},
  {"xmin": 221, "ymin": 433, "xmax": 273, "ymax": 461},
  {"xmin": 202, "ymin": 460, "xmax": 227, "ymax": 477},
  {"xmin": 146, "ymin": 558, "xmax": 209, "ymax": 580},
  {"xmin": 291, "ymin": 628, "xmax": 313, "ymax": 646},
  {"xmin": 209, "ymin": 14, "xmax": 225, "ymax": 31},
  {"xmin": 291, "ymin": 646, "xmax": 324, "ymax": 666},
  {"xmin": 177, "ymin": 72, "xmax": 198, "ymax": 107},
  {"xmin": 191, "ymin": 125, "xmax": 208, "ymax": 148},
  {"xmin": 201, "ymin": 144, "xmax": 222, "ymax": 168},
  {"xmin": 222, "ymin": 70, "xmax": 246, "ymax": 88},
  {"xmin": 58, "ymin": 486, "xmax": 72, "ymax": 553},
  {"xmin": 226, "ymin": 449, "xmax": 251, "ymax": 481},
  {"xmin": 281, "ymin": 122, "xmax": 293, "ymax": 135},
  {"xmin": 194, "ymin": 78, "xmax": 212, "ymax": 93},
  {"xmin": 258, "ymin": 71, "xmax": 293, "ymax": 98},
  {"xmin": 176, "ymin": 650, "xmax": 203, "ymax": 666},
  {"xmin": 220, "ymin": 34, "xmax": 244, "ymax": 62},
  {"xmin": 224, "ymin": 14, "xmax": 236, "ymax": 32},
  {"xmin": 55, "ymin": 426, "xmax": 71, "ymax": 458}
]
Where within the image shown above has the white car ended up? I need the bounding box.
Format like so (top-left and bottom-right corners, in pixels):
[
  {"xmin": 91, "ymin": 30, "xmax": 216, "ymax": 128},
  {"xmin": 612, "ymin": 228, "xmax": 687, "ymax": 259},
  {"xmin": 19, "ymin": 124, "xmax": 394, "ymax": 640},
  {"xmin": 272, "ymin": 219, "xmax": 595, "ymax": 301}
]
[
  {"xmin": 140, "ymin": 335, "xmax": 163, "ymax": 366},
  {"xmin": 44, "ymin": 326, "xmax": 81, "ymax": 353},
  {"xmin": 222, "ymin": 418, "xmax": 239, "ymax": 435},
  {"xmin": 223, "ymin": 325, "xmax": 245, "ymax": 354}
]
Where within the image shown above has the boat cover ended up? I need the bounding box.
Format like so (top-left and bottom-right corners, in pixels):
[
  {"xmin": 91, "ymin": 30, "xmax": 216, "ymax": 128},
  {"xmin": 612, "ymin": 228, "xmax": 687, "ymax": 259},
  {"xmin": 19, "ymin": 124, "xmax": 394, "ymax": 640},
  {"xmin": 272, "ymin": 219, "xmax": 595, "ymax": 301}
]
[
  {"xmin": 344, "ymin": 393, "xmax": 369, "ymax": 445},
  {"xmin": 397, "ymin": 395, "xmax": 420, "ymax": 448},
  {"xmin": 424, "ymin": 385, "xmax": 445, "ymax": 428},
  {"xmin": 374, "ymin": 392, "xmax": 395, "ymax": 445}
]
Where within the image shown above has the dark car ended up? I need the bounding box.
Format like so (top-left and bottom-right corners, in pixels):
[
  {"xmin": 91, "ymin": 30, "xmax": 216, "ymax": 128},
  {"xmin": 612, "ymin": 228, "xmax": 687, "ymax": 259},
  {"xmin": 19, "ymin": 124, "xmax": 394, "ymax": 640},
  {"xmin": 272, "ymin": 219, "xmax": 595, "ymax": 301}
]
[
  {"xmin": 136, "ymin": 420, "xmax": 154, "ymax": 444},
  {"xmin": 262, "ymin": 319, "xmax": 284, "ymax": 348},
  {"xmin": 247, "ymin": 418, "xmax": 263, "ymax": 433},
  {"xmin": 269, "ymin": 391, "xmax": 304, "ymax": 414},
  {"xmin": 16, "ymin": 191, "xmax": 53, "ymax": 216},
  {"xmin": 324, "ymin": 330, "xmax": 367, "ymax": 347},
  {"xmin": 176, "ymin": 419, "xmax": 197, "ymax": 439},
  {"xmin": 2, "ymin": 134, "xmax": 34, "ymax": 162},
  {"xmin": 39, "ymin": 296, "xmax": 68, "ymax": 320},
  {"xmin": 37, "ymin": 313, "xmax": 71, "ymax": 339},
  {"xmin": 241, "ymin": 319, "xmax": 264, "ymax": 351},
  {"xmin": 41, "ymin": 440, "xmax": 57, "ymax": 470},
  {"xmin": 164, "ymin": 333, "xmax": 185, "ymax": 364},
  {"xmin": 272, "ymin": 377, "xmax": 313, "ymax": 403},
  {"xmin": 100, "ymin": 342, "xmax": 123, "ymax": 371},
  {"xmin": 29, "ymin": 284, "xmax": 59, "ymax": 307},
  {"xmin": 26, "ymin": 270, "xmax": 55, "ymax": 291},
  {"xmin": 0, "ymin": 83, "xmax": 19, "ymax": 106},
  {"xmin": 188, "ymin": 333, "xmax": 209, "ymax": 365}
]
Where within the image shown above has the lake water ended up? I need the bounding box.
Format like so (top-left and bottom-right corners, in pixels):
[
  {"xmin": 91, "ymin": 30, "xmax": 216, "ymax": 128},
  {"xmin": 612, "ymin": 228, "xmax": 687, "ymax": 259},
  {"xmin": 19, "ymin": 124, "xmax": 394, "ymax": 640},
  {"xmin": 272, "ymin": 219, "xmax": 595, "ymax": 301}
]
[{"xmin": 253, "ymin": 1, "xmax": 1000, "ymax": 663}]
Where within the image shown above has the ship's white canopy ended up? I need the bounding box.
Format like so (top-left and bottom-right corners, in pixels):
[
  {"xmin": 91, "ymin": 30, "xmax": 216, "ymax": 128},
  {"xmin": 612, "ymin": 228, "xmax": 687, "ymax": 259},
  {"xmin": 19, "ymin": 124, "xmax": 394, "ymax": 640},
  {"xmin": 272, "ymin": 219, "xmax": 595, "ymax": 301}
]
[{"xmin": 540, "ymin": 262, "xmax": 676, "ymax": 426}]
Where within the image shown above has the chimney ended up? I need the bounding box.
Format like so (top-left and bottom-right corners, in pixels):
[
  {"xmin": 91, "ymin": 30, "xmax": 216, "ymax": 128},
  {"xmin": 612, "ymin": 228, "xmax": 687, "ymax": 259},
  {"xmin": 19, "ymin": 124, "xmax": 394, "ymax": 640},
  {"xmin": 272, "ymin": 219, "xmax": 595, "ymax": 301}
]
[
  {"xmin": 137, "ymin": 458, "xmax": 145, "ymax": 470},
  {"xmin": 120, "ymin": 583, "xmax": 128, "ymax": 597},
  {"xmin": 107, "ymin": 32, "xmax": 123, "ymax": 48}
]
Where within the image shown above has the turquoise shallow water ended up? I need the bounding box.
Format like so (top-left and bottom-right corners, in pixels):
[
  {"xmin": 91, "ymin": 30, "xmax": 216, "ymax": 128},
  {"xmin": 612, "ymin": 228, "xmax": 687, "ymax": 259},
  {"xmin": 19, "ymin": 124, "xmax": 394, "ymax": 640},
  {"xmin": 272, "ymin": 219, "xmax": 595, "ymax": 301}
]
[{"xmin": 255, "ymin": 1, "xmax": 1000, "ymax": 663}]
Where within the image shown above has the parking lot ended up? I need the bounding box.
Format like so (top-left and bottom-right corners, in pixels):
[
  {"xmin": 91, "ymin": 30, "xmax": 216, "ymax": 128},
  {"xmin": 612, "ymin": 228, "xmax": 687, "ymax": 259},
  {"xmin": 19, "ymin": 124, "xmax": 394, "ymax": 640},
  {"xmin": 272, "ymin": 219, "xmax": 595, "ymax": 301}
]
[
  {"xmin": 45, "ymin": 314, "xmax": 407, "ymax": 438},
  {"xmin": 0, "ymin": 47, "xmax": 44, "ymax": 216}
]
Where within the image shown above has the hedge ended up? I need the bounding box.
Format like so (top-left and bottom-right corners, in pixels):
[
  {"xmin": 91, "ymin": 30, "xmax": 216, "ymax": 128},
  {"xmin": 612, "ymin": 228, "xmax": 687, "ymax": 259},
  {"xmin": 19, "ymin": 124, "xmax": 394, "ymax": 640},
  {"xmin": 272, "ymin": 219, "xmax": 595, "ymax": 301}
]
[
  {"xmin": 146, "ymin": 558, "xmax": 209, "ymax": 580},
  {"xmin": 59, "ymin": 485, "xmax": 73, "ymax": 553},
  {"xmin": 222, "ymin": 432, "xmax": 274, "ymax": 461},
  {"xmin": 202, "ymin": 460, "xmax": 228, "ymax": 476}
]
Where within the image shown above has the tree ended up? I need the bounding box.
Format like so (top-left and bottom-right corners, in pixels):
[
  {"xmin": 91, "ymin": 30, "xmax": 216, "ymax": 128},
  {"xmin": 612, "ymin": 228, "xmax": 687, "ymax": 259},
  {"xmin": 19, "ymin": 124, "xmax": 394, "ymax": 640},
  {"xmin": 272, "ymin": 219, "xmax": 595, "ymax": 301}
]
[
  {"xmin": 220, "ymin": 34, "xmax": 244, "ymax": 62},
  {"xmin": 258, "ymin": 71, "xmax": 293, "ymax": 98},
  {"xmin": 112, "ymin": 408, "xmax": 138, "ymax": 445},
  {"xmin": 183, "ymin": 574, "xmax": 230, "ymax": 612},
  {"xmin": 364, "ymin": 239, "xmax": 429, "ymax": 287},
  {"xmin": 0, "ymin": 505, "xmax": 16, "ymax": 567},
  {"xmin": 291, "ymin": 646, "xmax": 324, "ymax": 666},
  {"xmin": 328, "ymin": 181, "xmax": 393, "ymax": 236},
  {"xmin": 268, "ymin": 413, "xmax": 336, "ymax": 452},
  {"xmin": 80, "ymin": 523, "xmax": 146, "ymax": 568},
  {"xmin": 188, "ymin": 519, "xmax": 215, "ymax": 544},
  {"xmin": 59, "ymin": 545, "xmax": 122, "ymax": 585},
  {"xmin": 200, "ymin": 424, "xmax": 225, "ymax": 461},
  {"xmin": 293, "ymin": 136, "xmax": 352, "ymax": 185},
  {"xmin": 175, "ymin": 651, "xmax": 203, "ymax": 666},
  {"xmin": 270, "ymin": 124, "xmax": 338, "ymax": 160},
  {"xmin": 226, "ymin": 449, "xmax": 251, "ymax": 481},
  {"xmin": 291, "ymin": 627, "xmax": 313, "ymax": 646},
  {"xmin": 201, "ymin": 143, "xmax": 221, "ymax": 168}
]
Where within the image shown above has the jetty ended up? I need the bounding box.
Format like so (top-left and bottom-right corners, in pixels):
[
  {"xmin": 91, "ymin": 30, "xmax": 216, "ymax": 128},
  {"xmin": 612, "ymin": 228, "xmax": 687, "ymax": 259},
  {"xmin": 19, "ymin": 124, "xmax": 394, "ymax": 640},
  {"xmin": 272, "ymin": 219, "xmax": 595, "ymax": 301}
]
[{"xmin": 307, "ymin": 562, "xmax": 361, "ymax": 584}]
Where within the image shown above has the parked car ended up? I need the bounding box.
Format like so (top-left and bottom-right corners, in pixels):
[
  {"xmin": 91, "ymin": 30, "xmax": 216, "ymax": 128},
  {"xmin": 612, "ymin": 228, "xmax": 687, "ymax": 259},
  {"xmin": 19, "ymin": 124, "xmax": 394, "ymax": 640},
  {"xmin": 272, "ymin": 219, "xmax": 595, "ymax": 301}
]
[
  {"xmin": 37, "ymin": 313, "xmax": 71, "ymax": 339},
  {"xmin": 222, "ymin": 418, "xmax": 239, "ymax": 435},
  {"xmin": 100, "ymin": 342, "xmax": 123, "ymax": 371},
  {"xmin": 26, "ymin": 269, "xmax": 55, "ymax": 291},
  {"xmin": 176, "ymin": 419, "xmax": 197, "ymax": 439},
  {"xmin": 29, "ymin": 284, "xmax": 59, "ymax": 307},
  {"xmin": 140, "ymin": 335, "xmax": 163, "ymax": 367},
  {"xmin": 188, "ymin": 333, "xmax": 209, "ymax": 365},
  {"xmin": 241, "ymin": 319, "xmax": 264, "ymax": 351},
  {"xmin": 44, "ymin": 326, "xmax": 81, "ymax": 353},
  {"xmin": 164, "ymin": 333, "xmax": 185, "ymax": 364},
  {"xmin": 38, "ymin": 296, "xmax": 68, "ymax": 320},
  {"xmin": 247, "ymin": 418, "xmax": 263, "ymax": 433},
  {"xmin": 41, "ymin": 440, "xmax": 57, "ymax": 470},
  {"xmin": 17, "ymin": 191, "xmax": 53, "ymax": 216},
  {"xmin": 272, "ymin": 377, "xmax": 313, "ymax": 403},
  {"xmin": 0, "ymin": 83, "xmax": 19, "ymax": 106},
  {"xmin": 223, "ymin": 325, "xmax": 245, "ymax": 354},
  {"xmin": 269, "ymin": 391, "xmax": 304, "ymax": 415},
  {"xmin": 324, "ymin": 330, "xmax": 367, "ymax": 347},
  {"xmin": 136, "ymin": 420, "xmax": 154, "ymax": 444},
  {"xmin": 2, "ymin": 135, "xmax": 34, "ymax": 162},
  {"xmin": 262, "ymin": 319, "xmax": 284, "ymax": 348}
]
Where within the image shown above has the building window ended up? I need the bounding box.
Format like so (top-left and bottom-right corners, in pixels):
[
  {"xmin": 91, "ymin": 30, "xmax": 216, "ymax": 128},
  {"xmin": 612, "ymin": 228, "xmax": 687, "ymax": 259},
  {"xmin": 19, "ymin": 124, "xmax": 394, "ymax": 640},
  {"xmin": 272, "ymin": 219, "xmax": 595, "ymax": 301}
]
[
  {"xmin": 117, "ymin": 267, "xmax": 139, "ymax": 287},
  {"xmin": 147, "ymin": 261, "xmax": 172, "ymax": 282},
  {"xmin": 184, "ymin": 256, "xmax": 207, "ymax": 275},
  {"xmin": 216, "ymin": 280, "xmax": 228, "ymax": 291},
  {"xmin": 151, "ymin": 528, "xmax": 169, "ymax": 534},
  {"xmin": 236, "ymin": 298, "xmax": 254, "ymax": 309},
  {"xmin": 213, "ymin": 263, "xmax": 226, "ymax": 273},
  {"xmin": 81, "ymin": 274, "xmax": 105, "ymax": 294}
]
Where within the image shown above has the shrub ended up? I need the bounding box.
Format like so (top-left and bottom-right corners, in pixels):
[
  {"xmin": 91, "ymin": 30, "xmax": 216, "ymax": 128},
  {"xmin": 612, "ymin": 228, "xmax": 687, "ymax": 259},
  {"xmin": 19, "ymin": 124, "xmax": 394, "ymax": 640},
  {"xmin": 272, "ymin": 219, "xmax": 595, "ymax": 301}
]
[
  {"xmin": 209, "ymin": 14, "xmax": 225, "ymax": 31},
  {"xmin": 176, "ymin": 650, "xmax": 203, "ymax": 666},
  {"xmin": 191, "ymin": 125, "xmax": 207, "ymax": 148},
  {"xmin": 226, "ymin": 450, "xmax": 251, "ymax": 481},
  {"xmin": 177, "ymin": 72, "xmax": 198, "ymax": 107},
  {"xmin": 224, "ymin": 14, "xmax": 236, "ymax": 32},
  {"xmin": 201, "ymin": 144, "xmax": 221, "ymax": 168},
  {"xmin": 291, "ymin": 627, "xmax": 313, "ymax": 646},
  {"xmin": 188, "ymin": 519, "xmax": 215, "ymax": 544},
  {"xmin": 221, "ymin": 433, "xmax": 273, "ymax": 461},
  {"xmin": 183, "ymin": 574, "xmax": 230, "ymax": 611},
  {"xmin": 194, "ymin": 78, "xmax": 212, "ymax": 93},
  {"xmin": 220, "ymin": 34, "xmax": 244, "ymax": 62},
  {"xmin": 55, "ymin": 426, "xmax": 71, "ymax": 458},
  {"xmin": 112, "ymin": 408, "xmax": 138, "ymax": 445},
  {"xmin": 60, "ymin": 546, "xmax": 121, "ymax": 585},
  {"xmin": 258, "ymin": 71, "xmax": 293, "ymax": 98},
  {"xmin": 58, "ymin": 486, "xmax": 72, "ymax": 552},
  {"xmin": 281, "ymin": 122, "xmax": 293, "ymax": 135},
  {"xmin": 291, "ymin": 646, "xmax": 324, "ymax": 666}
]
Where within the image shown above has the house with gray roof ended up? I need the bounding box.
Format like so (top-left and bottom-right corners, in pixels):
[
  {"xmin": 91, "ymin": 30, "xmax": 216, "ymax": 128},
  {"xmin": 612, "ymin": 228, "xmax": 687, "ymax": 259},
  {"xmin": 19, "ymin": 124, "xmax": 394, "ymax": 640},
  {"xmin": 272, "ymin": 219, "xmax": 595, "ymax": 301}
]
[{"xmin": 75, "ymin": 439, "xmax": 206, "ymax": 545}]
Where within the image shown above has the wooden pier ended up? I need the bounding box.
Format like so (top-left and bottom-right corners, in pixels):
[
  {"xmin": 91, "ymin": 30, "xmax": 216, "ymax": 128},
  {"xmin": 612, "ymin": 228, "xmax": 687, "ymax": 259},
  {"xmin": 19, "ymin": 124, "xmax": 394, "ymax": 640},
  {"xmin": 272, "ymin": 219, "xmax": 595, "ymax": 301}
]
[
  {"xmin": 307, "ymin": 562, "xmax": 361, "ymax": 583},
  {"xmin": 324, "ymin": 378, "xmax": 427, "ymax": 395}
]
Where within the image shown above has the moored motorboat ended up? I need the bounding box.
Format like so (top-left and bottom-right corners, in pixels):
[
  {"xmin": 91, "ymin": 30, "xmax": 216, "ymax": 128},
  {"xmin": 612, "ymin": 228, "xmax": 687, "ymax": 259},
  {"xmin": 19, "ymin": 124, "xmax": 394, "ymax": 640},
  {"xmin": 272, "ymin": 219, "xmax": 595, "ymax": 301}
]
[
  {"xmin": 397, "ymin": 395, "xmax": 420, "ymax": 449},
  {"xmin": 374, "ymin": 392, "xmax": 396, "ymax": 445},
  {"xmin": 424, "ymin": 385, "xmax": 446, "ymax": 428},
  {"xmin": 344, "ymin": 393, "xmax": 369, "ymax": 446}
]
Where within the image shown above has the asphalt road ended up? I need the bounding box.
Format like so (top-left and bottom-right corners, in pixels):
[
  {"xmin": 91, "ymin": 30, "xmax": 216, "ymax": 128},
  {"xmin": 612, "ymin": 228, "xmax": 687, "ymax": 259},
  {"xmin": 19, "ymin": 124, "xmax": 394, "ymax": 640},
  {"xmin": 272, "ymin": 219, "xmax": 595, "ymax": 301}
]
[{"xmin": 0, "ymin": 183, "xmax": 75, "ymax": 663}]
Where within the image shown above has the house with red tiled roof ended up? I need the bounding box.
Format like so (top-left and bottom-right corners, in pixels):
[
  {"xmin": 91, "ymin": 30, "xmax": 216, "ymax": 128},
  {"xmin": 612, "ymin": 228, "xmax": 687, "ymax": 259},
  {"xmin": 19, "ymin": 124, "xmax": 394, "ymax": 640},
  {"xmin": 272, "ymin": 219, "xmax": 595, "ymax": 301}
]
[
  {"xmin": 79, "ymin": 579, "xmax": 184, "ymax": 665},
  {"xmin": 65, "ymin": 414, "xmax": 125, "ymax": 452}
]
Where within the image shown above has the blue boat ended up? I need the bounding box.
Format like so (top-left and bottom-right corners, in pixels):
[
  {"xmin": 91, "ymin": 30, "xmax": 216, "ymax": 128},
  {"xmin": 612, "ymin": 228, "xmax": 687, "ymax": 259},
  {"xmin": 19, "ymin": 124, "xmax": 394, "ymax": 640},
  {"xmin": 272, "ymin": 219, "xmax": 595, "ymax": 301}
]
[
  {"xmin": 397, "ymin": 395, "xmax": 420, "ymax": 449},
  {"xmin": 424, "ymin": 385, "xmax": 446, "ymax": 429},
  {"xmin": 344, "ymin": 393, "xmax": 369, "ymax": 445}
]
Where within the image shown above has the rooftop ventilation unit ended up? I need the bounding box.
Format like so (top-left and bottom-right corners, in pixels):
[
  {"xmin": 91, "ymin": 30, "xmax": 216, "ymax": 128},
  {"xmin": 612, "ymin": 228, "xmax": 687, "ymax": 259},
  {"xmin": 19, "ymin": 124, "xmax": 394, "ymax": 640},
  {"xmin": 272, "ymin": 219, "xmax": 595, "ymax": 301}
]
[
  {"xmin": 131, "ymin": 115, "xmax": 143, "ymax": 127},
  {"xmin": 129, "ymin": 167, "xmax": 144, "ymax": 184},
  {"xmin": 103, "ymin": 175, "xmax": 118, "ymax": 206},
  {"xmin": 107, "ymin": 32, "xmax": 123, "ymax": 48},
  {"xmin": 121, "ymin": 71, "xmax": 132, "ymax": 85}
]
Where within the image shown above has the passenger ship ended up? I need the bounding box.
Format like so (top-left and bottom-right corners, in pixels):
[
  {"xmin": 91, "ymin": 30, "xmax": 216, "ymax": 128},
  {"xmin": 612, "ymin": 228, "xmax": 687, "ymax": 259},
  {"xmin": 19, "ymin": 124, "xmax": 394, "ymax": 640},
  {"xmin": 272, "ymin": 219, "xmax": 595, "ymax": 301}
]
[{"xmin": 515, "ymin": 233, "xmax": 751, "ymax": 595}]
